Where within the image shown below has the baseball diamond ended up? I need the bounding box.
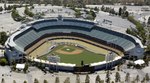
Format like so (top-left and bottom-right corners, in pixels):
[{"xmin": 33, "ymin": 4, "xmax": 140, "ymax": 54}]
[{"xmin": 38, "ymin": 44, "xmax": 105, "ymax": 66}]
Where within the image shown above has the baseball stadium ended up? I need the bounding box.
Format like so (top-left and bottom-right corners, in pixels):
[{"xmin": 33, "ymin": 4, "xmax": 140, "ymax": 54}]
[{"xmin": 4, "ymin": 16, "xmax": 144, "ymax": 73}]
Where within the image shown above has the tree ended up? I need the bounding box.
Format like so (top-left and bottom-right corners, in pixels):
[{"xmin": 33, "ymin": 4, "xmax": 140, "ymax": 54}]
[
  {"xmin": 76, "ymin": 74, "xmax": 80, "ymax": 83},
  {"xmin": 101, "ymin": 5, "xmax": 105, "ymax": 11},
  {"xmin": 24, "ymin": 6, "xmax": 34, "ymax": 17},
  {"xmin": 95, "ymin": 75, "xmax": 101, "ymax": 83},
  {"xmin": 115, "ymin": 72, "xmax": 121, "ymax": 82},
  {"xmin": 31, "ymin": 5, "xmax": 34, "ymax": 9},
  {"xmin": 11, "ymin": 8, "xmax": 24, "ymax": 21},
  {"xmin": 148, "ymin": 17, "xmax": 150, "ymax": 25},
  {"xmin": 135, "ymin": 75, "xmax": 140, "ymax": 82},
  {"xmin": 75, "ymin": 9, "xmax": 81, "ymax": 18},
  {"xmin": 23, "ymin": 64, "xmax": 29, "ymax": 73},
  {"xmin": 55, "ymin": 77, "xmax": 60, "ymax": 83},
  {"xmin": 85, "ymin": 74, "xmax": 90, "ymax": 83},
  {"xmin": 4, "ymin": 3, "xmax": 7, "ymax": 10},
  {"xmin": 34, "ymin": 78, "xmax": 39, "ymax": 83},
  {"xmin": 13, "ymin": 80, "xmax": 16, "ymax": 83},
  {"xmin": 43, "ymin": 79, "xmax": 48, "ymax": 83},
  {"xmin": 0, "ymin": 58, "xmax": 8, "ymax": 66},
  {"xmin": 90, "ymin": 10, "xmax": 96, "ymax": 19},
  {"xmin": 64, "ymin": 77, "xmax": 70, "ymax": 83},
  {"xmin": 23, "ymin": 81, "xmax": 27, "ymax": 83},
  {"xmin": 122, "ymin": 6, "xmax": 127, "ymax": 13},
  {"xmin": 104, "ymin": 7, "xmax": 110, "ymax": 12},
  {"xmin": 0, "ymin": 32, "xmax": 8, "ymax": 45},
  {"xmin": 100, "ymin": 80, "xmax": 104, "ymax": 83},
  {"xmin": 144, "ymin": 54, "xmax": 149, "ymax": 66},
  {"xmin": 105, "ymin": 71, "xmax": 110, "ymax": 83},
  {"xmin": 0, "ymin": 6, "xmax": 3, "ymax": 12},
  {"xmin": 125, "ymin": 11, "xmax": 129, "ymax": 17},
  {"xmin": 52, "ymin": 0, "xmax": 61, "ymax": 6},
  {"xmin": 121, "ymin": 6, "xmax": 128, "ymax": 18},
  {"xmin": 131, "ymin": 81, "xmax": 135, "ymax": 83},
  {"xmin": 85, "ymin": 15, "xmax": 93, "ymax": 20},
  {"xmin": 117, "ymin": 65, "xmax": 120, "ymax": 71},
  {"xmin": 125, "ymin": 73, "xmax": 130, "ymax": 82},
  {"xmin": 141, "ymin": 77, "xmax": 146, "ymax": 83},
  {"xmin": 94, "ymin": 7, "xmax": 99, "ymax": 12},
  {"xmin": 111, "ymin": 81, "xmax": 114, "ymax": 83},
  {"xmin": 7, "ymin": 5, "xmax": 12, "ymax": 10},
  {"xmin": 127, "ymin": 16, "xmax": 146, "ymax": 44},
  {"xmin": 145, "ymin": 73, "xmax": 150, "ymax": 82},
  {"xmin": 1, "ymin": 78, "xmax": 5, "ymax": 83},
  {"xmin": 110, "ymin": 8, "xmax": 115, "ymax": 15}
]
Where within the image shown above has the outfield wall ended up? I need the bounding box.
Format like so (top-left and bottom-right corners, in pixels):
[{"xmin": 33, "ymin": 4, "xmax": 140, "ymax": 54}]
[
  {"xmin": 91, "ymin": 57, "xmax": 122, "ymax": 71},
  {"xmin": 31, "ymin": 56, "xmax": 122, "ymax": 73}
]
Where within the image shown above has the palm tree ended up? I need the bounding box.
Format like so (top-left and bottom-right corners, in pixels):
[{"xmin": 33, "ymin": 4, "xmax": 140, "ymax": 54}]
[
  {"xmin": 85, "ymin": 74, "xmax": 90, "ymax": 83},
  {"xmin": 43, "ymin": 79, "xmax": 48, "ymax": 83},
  {"xmin": 76, "ymin": 74, "xmax": 80, "ymax": 83},
  {"xmin": 115, "ymin": 72, "xmax": 121, "ymax": 82},
  {"xmin": 135, "ymin": 75, "xmax": 140, "ymax": 82},
  {"xmin": 64, "ymin": 77, "xmax": 70, "ymax": 83},
  {"xmin": 13, "ymin": 80, "xmax": 16, "ymax": 83},
  {"xmin": 95, "ymin": 75, "xmax": 101, "ymax": 83},
  {"xmin": 125, "ymin": 73, "xmax": 130, "ymax": 82},
  {"xmin": 145, "ymin": 73, "xmax": 150, "ymax": 82},
  {"xmin": 1, "ymin": 78, "xmax": 5, "ymax": 83},
  {"xmin": 55, "ymin": 77, "xmax": 60, "ymax": 83},
  {"xmin": 148, "ymin": 16, "xmax": 150, "ymax": 25},
  {"xmin": 141, "ymin": 77, "xmax": 146, "ymax": 83},
  {"xmin": 105, "ymin": 71, "xmax": 110, "ymax": 83}
]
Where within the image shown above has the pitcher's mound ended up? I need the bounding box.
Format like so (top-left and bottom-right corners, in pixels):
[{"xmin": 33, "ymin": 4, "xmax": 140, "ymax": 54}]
[{"xmin": 55, "ymin": 46, "xmax": 83, "ymax": 55}]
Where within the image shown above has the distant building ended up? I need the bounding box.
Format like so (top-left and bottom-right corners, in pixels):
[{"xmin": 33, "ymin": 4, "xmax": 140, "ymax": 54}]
[
  {"xmin": 4, "ymin": 0, "xmax": 149, "ymax": 5},
  {"xmin": 119, "ymin": 0, "xmax": 145, "ymax": 5}
]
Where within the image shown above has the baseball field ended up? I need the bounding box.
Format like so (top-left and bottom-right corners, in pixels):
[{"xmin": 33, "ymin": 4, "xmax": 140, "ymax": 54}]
[{"xmin": 38, "ymin": 45, "xmax": 105, "ymax": 66}]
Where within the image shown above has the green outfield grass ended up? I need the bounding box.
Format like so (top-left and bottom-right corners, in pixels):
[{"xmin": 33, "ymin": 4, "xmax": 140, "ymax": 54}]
[{"xmin": 38, "ymin": 45, "xmax": 105, "ymax": 66}]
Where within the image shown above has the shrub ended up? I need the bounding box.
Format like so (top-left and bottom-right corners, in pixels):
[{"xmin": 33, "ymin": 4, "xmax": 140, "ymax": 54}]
[{"xmin": 0, "ymin": 58, "xmax": 8, "ymax": 66}]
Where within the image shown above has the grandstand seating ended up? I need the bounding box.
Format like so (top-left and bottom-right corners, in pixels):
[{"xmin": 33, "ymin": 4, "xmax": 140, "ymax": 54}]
[
  {"xmin": 32, "ymin": 19, "xmax": 94, "ymax": 30},
  {"xmin": 12, "ymin": 19, "xmax": 137, "ymax": 53}
]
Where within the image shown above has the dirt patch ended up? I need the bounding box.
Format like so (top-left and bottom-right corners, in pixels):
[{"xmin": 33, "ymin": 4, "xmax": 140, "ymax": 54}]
[{"xmin": 55, "ymin": 49, "xmax": 83, "ymax": 55}]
